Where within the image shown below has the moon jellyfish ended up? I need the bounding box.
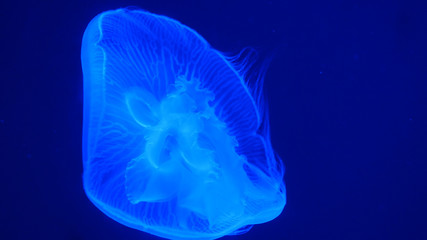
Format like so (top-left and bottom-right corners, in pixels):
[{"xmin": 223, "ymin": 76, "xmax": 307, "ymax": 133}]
[{"xmin": 81, "ymin": 8, "xmax": 286, "ymax": 240}]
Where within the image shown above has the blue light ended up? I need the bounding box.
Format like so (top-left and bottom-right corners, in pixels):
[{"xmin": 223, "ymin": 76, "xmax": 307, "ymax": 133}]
[{"xmin": 81, "ymin": 8, "xmax": 286, "ymax": 240}]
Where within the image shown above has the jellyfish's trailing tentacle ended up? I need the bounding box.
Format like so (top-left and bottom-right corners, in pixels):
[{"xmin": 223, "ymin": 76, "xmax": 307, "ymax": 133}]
[{"xmin": 82, "ymin": 7, "xmax": 286, "ymax": 240}]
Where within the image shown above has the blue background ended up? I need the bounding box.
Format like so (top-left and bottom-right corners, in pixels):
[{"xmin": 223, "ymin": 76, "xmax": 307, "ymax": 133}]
[{"xmin": 1, "ymin": 0, "xmax": 426, "ymax": 239}]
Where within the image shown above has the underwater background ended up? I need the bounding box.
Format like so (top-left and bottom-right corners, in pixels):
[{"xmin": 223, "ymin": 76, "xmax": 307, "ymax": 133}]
[{"xmin": 1, "ymin": 0, "xmax": 426, "ymax": 239}]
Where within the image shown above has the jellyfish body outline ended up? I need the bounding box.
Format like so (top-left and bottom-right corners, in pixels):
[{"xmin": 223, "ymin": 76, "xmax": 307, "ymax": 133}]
[{"xmin": 81, "ymin": 8, "xmax": 286, "ymax": 240}]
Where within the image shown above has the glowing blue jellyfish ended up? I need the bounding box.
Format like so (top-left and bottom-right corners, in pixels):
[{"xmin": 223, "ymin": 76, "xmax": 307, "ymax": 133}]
[{"xmin": 81, "ymin": 8, "xmax": 286, "ymax": 240}]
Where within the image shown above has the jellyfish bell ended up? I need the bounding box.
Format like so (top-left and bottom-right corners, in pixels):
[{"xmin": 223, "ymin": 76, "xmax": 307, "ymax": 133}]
[{"xmin": 81, "ymin": 8, "xmax": 286, "ymax": 240}]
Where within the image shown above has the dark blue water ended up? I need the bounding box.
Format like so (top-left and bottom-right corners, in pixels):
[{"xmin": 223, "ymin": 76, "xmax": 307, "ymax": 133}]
[{"xmin": 1, "ymin": 0, "xmax": 426, "ymax": 239}]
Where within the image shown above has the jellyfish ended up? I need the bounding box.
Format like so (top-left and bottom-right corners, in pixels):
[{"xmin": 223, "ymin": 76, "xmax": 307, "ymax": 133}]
[{"xmin": 81, "ymin": 8, "xmax": 286, "ymax": 240}]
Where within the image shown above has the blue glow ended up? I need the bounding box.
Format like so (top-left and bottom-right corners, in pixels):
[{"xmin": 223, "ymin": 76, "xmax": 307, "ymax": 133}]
[{"xmin": 81, "ymin": 8, "xmax": 286, "ymax": 240}]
